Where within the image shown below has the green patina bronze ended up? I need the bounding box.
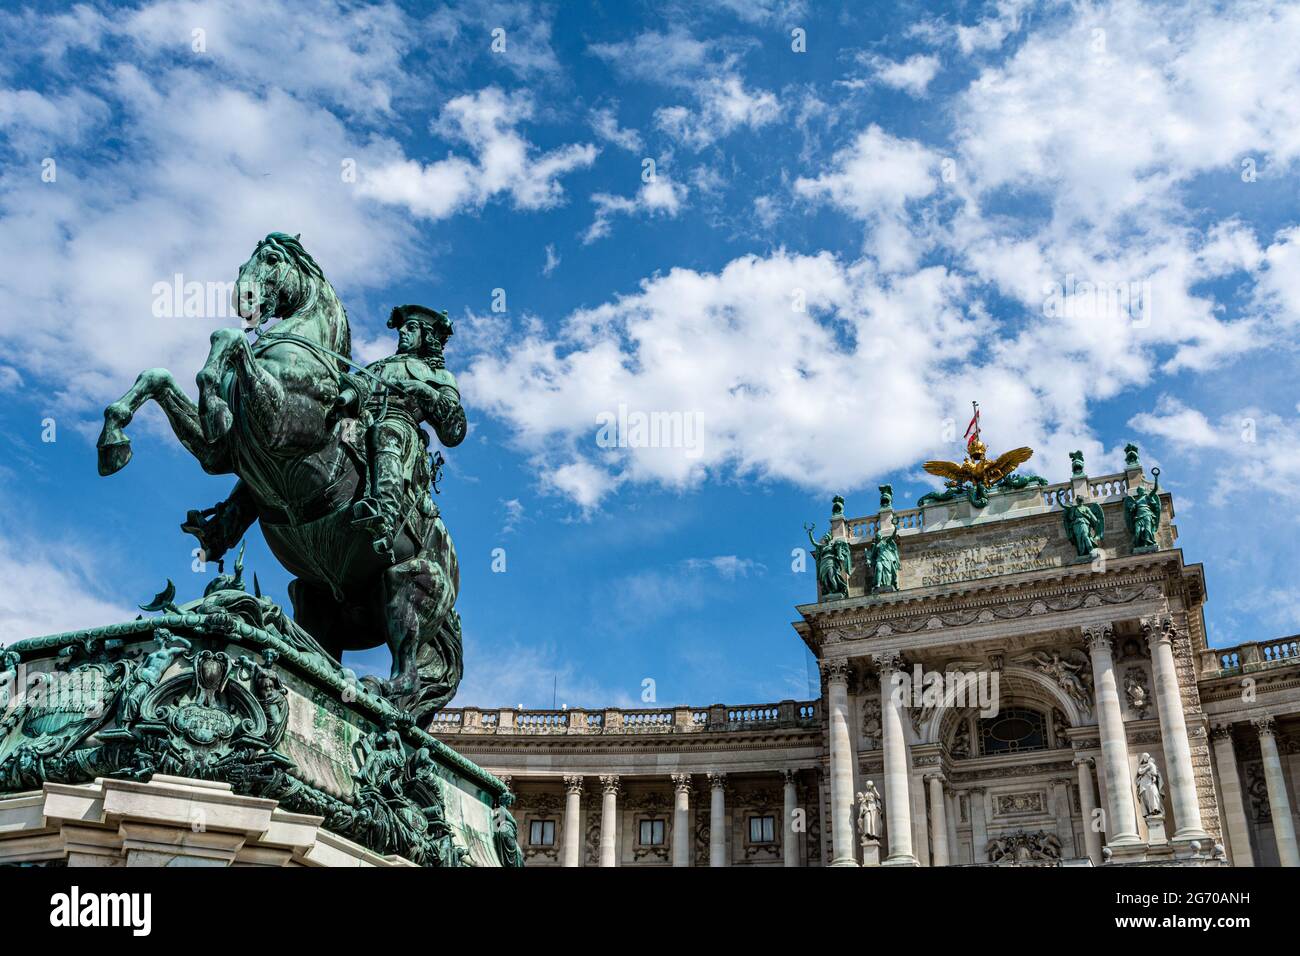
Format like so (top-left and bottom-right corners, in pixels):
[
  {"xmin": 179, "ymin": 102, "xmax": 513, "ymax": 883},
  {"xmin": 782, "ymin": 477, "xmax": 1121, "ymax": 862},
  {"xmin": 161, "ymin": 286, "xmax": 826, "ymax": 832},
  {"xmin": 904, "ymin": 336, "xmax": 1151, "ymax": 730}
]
[
  {"xmin": 97, "ymin": 233, "xmax": 464, "ymax": 717},
  {"xmin": 805, "ymin": 521, "xmax": 851, "ymax": 601},
  {"xmin": 0, "ymin": 233, "xmax": 524, "ymax": 866},
  {"xmin": 866, "ymin": 524, "xmax": 900, "ymax": 593},
  {"xmin": 1124, "ymin": 467, "xmax": 1162, "ymax": 552},
  {"xmin": 1063, "ymin": 499, "xmax": 1105, "ymax": 557}
]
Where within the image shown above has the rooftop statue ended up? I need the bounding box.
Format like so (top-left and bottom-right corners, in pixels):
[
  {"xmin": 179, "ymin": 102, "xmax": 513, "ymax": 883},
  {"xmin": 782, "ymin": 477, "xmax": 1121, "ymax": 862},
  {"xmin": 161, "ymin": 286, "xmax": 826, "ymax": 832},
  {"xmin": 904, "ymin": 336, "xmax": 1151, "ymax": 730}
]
[
  {"xmin": 920, "ymin": 406, "xmax": 1036, "ymax": 508},
  {"xmin": 805, "ymin": 522, "xmax": 851, "ymax": 601},
  {"xmin": 96, "ymin": 233, "xmax": 466, "ymax": 717},
  {"xmin": 1123, "ymin": 467, "xmax": 1162, "ymax": 552}
]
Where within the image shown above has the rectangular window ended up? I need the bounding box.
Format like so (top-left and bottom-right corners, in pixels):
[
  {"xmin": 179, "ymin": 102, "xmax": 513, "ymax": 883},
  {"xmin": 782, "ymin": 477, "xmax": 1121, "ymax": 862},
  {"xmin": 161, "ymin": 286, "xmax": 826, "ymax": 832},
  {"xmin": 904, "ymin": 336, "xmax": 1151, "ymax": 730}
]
[
  {"xmin": 639, "ymin": 818, "xmax": 665, "ymax": 845},
  {"xmin": 529, "ymin": 819, "xmax": 555, "ymax": 846},
  {"xmin": 748, "ymin": 815, "xmax": 775, "ymax": 843}
]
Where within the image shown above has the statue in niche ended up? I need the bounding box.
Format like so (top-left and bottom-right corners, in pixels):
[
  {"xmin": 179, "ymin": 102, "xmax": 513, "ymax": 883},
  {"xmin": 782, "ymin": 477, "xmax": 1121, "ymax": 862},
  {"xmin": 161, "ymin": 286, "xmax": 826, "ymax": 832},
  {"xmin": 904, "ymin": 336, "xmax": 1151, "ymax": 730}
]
[
  {"xmin": 867, "ymin": 524, "xmax": 901, "ymax": 593},
  {"xmin": 805, "ymin": 523, "xmax": 851, "ymax": 600},
  {"xmin": 857, "ymin": 782, "xmax": 882, "ymax": 842},
  {"xmin": 950, "ymin": 717, "xmax": 972, "ymax": 758},
  {"xmin": 1062, "ymin": 499, "xmax": 1105, "ymax": 557},
  {"xmin": 1135, "ymin": 753, "xmax": 1165, "ymax": 818},
  {"xmin": 1123, "ymin": 468, "xmax": 1162, "ymax": 552}
]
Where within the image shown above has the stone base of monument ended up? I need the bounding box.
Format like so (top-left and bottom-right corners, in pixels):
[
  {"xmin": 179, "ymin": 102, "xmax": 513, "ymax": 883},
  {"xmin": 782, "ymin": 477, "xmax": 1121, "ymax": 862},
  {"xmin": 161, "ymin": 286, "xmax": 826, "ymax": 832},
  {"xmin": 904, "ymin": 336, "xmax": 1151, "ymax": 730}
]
[
  {"xmin": 0, "ymin": 604, "xmax": 519, "ymax": 867},
  {"xmin": 1145, "ymin": 813, "xmax": 1169, "ymax": 847},
  {"xmin": 860, "ymin": 838, "xmax": 881, "ymax": 866}
]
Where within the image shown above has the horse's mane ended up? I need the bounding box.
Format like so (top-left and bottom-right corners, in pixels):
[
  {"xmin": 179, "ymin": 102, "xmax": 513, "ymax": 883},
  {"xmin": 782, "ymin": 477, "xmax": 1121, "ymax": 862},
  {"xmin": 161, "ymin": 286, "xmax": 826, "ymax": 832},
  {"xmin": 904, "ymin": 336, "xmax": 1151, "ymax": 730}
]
[{"xmin": 258, "ymin": 232, "xmax": 351, "ymax": 364}]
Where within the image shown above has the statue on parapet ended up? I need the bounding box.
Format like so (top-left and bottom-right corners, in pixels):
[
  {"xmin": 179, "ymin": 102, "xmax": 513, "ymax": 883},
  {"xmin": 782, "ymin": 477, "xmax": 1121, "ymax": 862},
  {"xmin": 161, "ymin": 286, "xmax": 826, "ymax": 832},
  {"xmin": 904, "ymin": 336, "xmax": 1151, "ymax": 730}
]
[
  {"xmin": 1123, "ymin": 468, "xmax": 1162, "ymax": 552},
  {"xmin": 867, "ymin": 524, "xmax": 901, "ymax": 593},
  {"xmin": 805, "ymin": 523, "xmax": 851, "ymax": 600},
  {"xmin": 1062, "ymin": 499, "xmax": 1104, "ymax": 557}
]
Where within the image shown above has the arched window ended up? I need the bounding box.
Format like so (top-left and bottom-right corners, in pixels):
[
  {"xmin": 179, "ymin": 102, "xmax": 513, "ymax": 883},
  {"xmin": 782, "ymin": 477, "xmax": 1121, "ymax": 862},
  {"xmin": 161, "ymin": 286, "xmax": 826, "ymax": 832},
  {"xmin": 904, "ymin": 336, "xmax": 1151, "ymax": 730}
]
[{"xmin": 978, "ymin": 708, "xmax": 1048, "ymax": 755}]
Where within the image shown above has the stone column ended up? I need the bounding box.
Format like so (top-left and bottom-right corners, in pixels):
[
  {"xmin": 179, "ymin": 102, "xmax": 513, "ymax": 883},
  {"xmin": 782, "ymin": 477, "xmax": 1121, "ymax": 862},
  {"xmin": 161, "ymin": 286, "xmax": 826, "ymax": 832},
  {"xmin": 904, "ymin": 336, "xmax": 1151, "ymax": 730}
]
[
  {"xmin": 562, "ymin": 775, "xmax": 583, "ymax": 868},
  {"xmin": 824, "ymin": 660, "xmax": 858, "ymax": 866},
  {"xmin": 708, "ymin": 773, "xmax": 727, "ymax": 867},
  {"xmin": 875, "ymin": 653, "xmax": 916, "ymax": 865},
  {"xmin": 1254, "ymin": 717, "xmax": 1300, "ymax": 867},
  {"xmin": 599, "ymin": 775, "xmax": 620, "ymax": 868},
  {"xmin": 944, "ymin": 791, "xmax": 959, "ymax": 863},
  {"xmin": 1142, "ymin": 617, "xmax": 1209, "ymax": 843},
  {"xmin": 1074, "ymin": 756, "xmax": 1103, "ymax": 866},
  {"xmin": 782, "ymin": 770, "xmax": 799, "ymax": 867},
  {"xmin": 969, "ymin": 787, "xmax": 988, "ymax": 862},
  {"xmin": 926, "ymin": 775, "xmax": 950, "ymax": 866},
  {"xmin": 1209, "ymin": 725, "xmax": 1254, "ymax": 867},
  {"xmin": 1050, "ymin": 777, "xmax": 1077, "ymax": 858},
  {"xmin": 671, "ymin": 773, "xmax": 692, "ymax": 867},
  {"xmin": 1084, "ymin": 624, "xmax": 1142, "ymax": 849}
]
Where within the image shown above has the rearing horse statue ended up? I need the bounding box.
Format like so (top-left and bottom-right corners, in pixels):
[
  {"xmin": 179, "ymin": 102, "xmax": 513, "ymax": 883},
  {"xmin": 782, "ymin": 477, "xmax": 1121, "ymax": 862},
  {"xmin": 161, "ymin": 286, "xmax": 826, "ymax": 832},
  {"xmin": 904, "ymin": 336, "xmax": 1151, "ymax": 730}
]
[{"xmin": 96, "ymin": 233, "xmax": 465, "ymax": 716}]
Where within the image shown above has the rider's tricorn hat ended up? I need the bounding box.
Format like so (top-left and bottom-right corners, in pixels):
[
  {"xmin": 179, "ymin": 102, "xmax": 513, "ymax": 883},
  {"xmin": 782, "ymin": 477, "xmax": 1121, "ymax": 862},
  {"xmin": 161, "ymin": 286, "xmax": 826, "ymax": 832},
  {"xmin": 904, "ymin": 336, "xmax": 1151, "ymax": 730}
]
[{"xmin": 389, "ymin": 304, "xmax": 453, "ymax": 343}]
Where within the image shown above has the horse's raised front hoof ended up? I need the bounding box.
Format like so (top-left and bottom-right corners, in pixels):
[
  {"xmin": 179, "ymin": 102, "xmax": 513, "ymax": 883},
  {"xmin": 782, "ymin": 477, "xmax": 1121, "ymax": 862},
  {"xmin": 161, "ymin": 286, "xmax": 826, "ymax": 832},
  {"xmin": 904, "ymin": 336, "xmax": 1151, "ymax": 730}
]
[
  {"xmin": 96, "ymin": 420, "xmax": 132, "ymax": 476},
  {"xmin": 201, "ymin": 396, "xmax": 233, "ymax": 442}
]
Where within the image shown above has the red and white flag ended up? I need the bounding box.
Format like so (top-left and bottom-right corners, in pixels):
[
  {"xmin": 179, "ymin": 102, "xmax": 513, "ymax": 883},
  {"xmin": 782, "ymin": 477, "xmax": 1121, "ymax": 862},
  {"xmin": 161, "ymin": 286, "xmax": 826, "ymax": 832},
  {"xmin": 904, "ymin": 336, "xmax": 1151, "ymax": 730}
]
[{"xmin": 964, "ymin": 404, "xmax": 980, "ymax": 439}]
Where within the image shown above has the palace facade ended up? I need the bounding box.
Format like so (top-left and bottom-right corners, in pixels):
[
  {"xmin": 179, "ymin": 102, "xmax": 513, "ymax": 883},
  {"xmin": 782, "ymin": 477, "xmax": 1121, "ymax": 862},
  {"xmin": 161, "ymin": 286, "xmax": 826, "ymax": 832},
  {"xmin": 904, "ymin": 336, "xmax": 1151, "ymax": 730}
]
[{"xmin": 432, "ymin": 449, "xmax": 1300, "ymax": 867}]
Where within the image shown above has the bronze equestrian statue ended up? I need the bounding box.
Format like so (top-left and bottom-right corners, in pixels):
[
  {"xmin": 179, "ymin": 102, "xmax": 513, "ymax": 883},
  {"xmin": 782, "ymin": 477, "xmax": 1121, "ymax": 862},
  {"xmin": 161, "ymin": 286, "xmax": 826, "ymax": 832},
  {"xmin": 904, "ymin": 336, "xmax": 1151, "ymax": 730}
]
[{"xmin": 96, "ymin": 233, "xmax": 466, "ymax": 717}]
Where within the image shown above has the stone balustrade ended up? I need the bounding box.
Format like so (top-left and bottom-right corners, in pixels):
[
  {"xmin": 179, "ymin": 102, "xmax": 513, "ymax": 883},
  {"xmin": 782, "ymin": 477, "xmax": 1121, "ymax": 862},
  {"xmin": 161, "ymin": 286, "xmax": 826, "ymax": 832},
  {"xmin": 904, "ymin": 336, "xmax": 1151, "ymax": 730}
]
[
  {"xmin": 840, "ymin": 471, "xmax": 1137, "ymax": 540},
  {"xmin": 1202, "ymin": 637, "xmax": 1300, "ymax": 677},
  {"xmin": 428, "ymin": 699, "xmax": 820, "ymax": 736}
]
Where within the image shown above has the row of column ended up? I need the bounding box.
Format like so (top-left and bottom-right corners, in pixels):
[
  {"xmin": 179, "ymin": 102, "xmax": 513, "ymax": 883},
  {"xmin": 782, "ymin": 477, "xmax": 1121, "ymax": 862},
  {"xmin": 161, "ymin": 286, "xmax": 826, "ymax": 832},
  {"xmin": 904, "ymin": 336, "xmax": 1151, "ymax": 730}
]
[
  {"xmin": 557, "ymin": 770, "xmax": 803, "ymax": 867},
  {"xmin": 1211, "ymin": 716, "xmax": 1299, "ymax": 867},
  {"xmin": 821, "ymin": 616, "xmax": 1218, "ymax": 866}
]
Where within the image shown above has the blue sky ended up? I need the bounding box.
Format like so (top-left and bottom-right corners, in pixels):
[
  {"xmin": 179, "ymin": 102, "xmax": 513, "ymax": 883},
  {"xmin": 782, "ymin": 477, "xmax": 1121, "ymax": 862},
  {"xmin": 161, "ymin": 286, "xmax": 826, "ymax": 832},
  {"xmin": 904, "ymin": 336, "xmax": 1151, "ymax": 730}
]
[{"xmin": 3, "ymin": 0, "xmax": 1300, "ymax": 709}]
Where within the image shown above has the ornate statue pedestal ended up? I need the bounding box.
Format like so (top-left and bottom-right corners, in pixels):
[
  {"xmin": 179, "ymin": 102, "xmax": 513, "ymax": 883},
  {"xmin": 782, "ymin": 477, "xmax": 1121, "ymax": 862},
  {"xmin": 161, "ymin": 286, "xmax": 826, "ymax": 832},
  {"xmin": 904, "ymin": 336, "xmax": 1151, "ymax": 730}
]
[{"xmin": 0, "ymin": 605, "xmax": 517, "ymax": 867}]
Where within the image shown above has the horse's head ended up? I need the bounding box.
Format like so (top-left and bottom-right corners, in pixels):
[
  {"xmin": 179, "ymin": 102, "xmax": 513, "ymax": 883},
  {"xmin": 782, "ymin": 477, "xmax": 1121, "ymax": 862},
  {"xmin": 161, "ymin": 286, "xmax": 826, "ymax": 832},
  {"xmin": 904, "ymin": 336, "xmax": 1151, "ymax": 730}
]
[{"xmin": 234, "ymin": 232, "xmax": 350, "ymax": 358}]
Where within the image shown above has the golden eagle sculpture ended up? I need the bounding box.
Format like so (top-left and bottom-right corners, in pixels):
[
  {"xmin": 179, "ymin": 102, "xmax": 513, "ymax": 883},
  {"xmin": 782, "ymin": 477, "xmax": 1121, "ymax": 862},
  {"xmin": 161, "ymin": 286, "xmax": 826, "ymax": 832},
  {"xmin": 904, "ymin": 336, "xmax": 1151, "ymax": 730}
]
[
  {"xmin": 917, "ymin": 404, "xmax": 1045, "ymax": 509},
  {"xmin": 923, "ymin": 438, "xmax": 1034, "ymax": 487}
]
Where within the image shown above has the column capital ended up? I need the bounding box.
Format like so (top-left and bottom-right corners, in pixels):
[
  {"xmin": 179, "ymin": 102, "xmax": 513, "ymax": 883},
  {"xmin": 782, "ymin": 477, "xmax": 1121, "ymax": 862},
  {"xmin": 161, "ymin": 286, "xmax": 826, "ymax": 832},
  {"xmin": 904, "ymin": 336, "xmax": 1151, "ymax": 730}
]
[
  {"xmin": 599, "ymin": 774, "xmax": 621, "ymax": 795},
  {"xmin": 967, "ymin": 785, "xmax": 986, "ymax": 796},
  {"xmin": 1209, "ymin": 722, "xmax": 1235, "ymax": 741},
  {"xmin": 1072, "ymin": 755, "xmax": 1096, "ymax": 769},
  {"xmin": 1140, "ymin": 614, "xmax": 1176, "ymax": 650},
  {"xmin": 671, "ymin": 772, "xmax": 693, "ymax": 794},
  {"xmin": 822, "ymin": 659, "xmax": 851, "ymax": 684},
  {"xmin": 872, "ymin": 651, "xmax": 905, "ymax": 673},
  {"xmin": 1253, "ymin": 715, "xmax": 1278, "ymax": 737},
  {"xmin": 923, "ymin": 772, "xmax": 946, "ymax": 786},
  {"xmin": 781, "ymin": 769, "xmax": 798, "ymax": 786},
  {"xmin": 707, "ymin": 772, "xmax": 727, "ymax": 790},
  {"xmin": 563, "ymin": 774, "xmax": 584, "ymax": 795},
  {"xmin": 1081, "ymin": 622, "xmax": 1115, "ymax": 652}
]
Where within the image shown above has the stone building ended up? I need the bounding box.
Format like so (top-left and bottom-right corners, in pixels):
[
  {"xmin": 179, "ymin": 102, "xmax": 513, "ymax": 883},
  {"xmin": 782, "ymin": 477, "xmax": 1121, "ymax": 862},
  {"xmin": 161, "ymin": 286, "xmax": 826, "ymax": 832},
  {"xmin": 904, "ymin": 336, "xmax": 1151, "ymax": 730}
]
[{"xmin": 432, "ymin": 447, "xmax": 1300, "ymax": 867}]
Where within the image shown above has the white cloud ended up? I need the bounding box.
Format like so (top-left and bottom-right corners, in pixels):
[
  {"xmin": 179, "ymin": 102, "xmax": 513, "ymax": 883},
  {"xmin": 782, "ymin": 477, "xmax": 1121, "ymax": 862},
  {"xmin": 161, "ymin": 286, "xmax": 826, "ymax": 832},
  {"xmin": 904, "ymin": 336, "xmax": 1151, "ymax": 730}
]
[
  {"xmin": 590, "ymin": 29, "xmax": 781, "ymax": 149},
  {"xmin": 868, "ymin": 53, "xmax": 941, "ymax": 96},
  {"xmin": 583, "ymin": 174, "xmax": 688, "ymax": 244},
  {"xmin": 542, "ymin": 243, "xmax": 561, "ymax": 276},
  {"xmin": 0, "ymin": 534, "xmax": 136, "ymax": 643},
  {"xmin": 359, "ymin": 87, "xmax": 597, "ymax": 220},
  {"xmin": 794, "ymin": 125, "xmax": 938, "ymax": 271},
  {"xmin": 589, "ymin": 105, "xmax": 643, "ymax": 152}
]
